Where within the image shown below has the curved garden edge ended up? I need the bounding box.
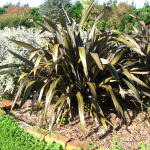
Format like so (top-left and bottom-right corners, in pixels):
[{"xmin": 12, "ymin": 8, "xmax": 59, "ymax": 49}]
[{"xmin": 0, "ymin": 100, "xmax": 91, "ymax": 150}]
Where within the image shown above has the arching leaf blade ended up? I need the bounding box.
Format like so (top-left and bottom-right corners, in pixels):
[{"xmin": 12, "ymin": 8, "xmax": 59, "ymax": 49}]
[
  {"xmin": 18, "ymin": 73, "xmax": 28, "ymax": 82},
  {"xmin": 34, "ymin": 55, "xmax": 44, "ymax": 77},
  {"xmin": 20, "ymin": 80, "xmax": 36, "ymax": 109},
  {"xmin": 76, "ymin": 92, "xmax": 85, "ymax": 135},
  {"xmin": 0, "ymin": 68, "xmax": 20, "ymax": 75},
  {"xmin": 131, "ymin": 74, "xmax": 150, "ymax": 89},
  {"xmin": 99, "ymin": 77, "xmax": 114, "ymax": 87},
  {"xmin": 49, "ymin": 111, "xmax": 56, "ymax": 137},
  {"xmin": 42, "ymin": 15, "xmax": 59, "ymax": 32},
  {"xmin": 101, "ymin": 85, "xmax": 126, "ymax": 122},
  {"xmin": 111, "ymin": 50, "xmax": 125, "ymax": 65},
  {"xmin": 78, "ymin": 0, "xmax": 96, "ymax": 34},
  {"xmin": 30, "ymin": 90, "xmax": 39, "ymax": 116},
  {"xmin": 0, "ymin": 63, "xmax": 24, "ymax": 69},
  {"xmin": 122, "ymin": 78, "xmax": 140, "ymax": 98},
  {"xmin": 8, "ymin": 50, "xmax": 34, "ymax": 68},
  {"xmin": 87, "ymin": 82, "xmax": 97, "ymax": 100},
  {"xmin": 90, "ymin": 52, "xmax": 103, "ymax": 70},
  {"xmin": 5, "ymin": 37, "xmax": 37, "ymax": 50},
  {"xmin": 3, "ymin": 81, "xmax": 14, "ymax": 93},
  {"xmin": 11, "ymin": 79, "xmax": 30, "ymax": 110},
  {"xmin": 79, "ymin": 47, "xmax": 88, "ymax": 78}
]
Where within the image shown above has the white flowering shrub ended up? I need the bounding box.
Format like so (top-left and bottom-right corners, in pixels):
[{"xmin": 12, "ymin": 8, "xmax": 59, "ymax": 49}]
[{"xmin": 0, "ymin": 26, "xmax": 45, "ymax": 94}]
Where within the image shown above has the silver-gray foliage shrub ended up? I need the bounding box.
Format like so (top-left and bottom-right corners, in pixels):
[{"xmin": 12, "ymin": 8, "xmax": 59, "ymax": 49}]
[{"xmin": 0, "ymin": 26, "xmax": 45, "ymax": 94}]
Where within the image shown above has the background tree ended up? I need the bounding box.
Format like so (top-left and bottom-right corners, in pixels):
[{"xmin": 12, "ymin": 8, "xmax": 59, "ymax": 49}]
[
  {"xmin": 80, "ymin": 0, "xmax": 91, "ymax": 13},
  {"xmin": 31, "ymin": 7, "xmax": 41, "ymax": 21},
  {"xmin": 130, "ymin": 1, "xmax": 150, "ymax": 25},
  {"xmin": 110, "ymin": 2, "xmax": 132, "ymax": 31},
  {"xmin": 0, "ymin": 5, "xmax": 32, "ymax": 17},
  {"xmin": 0, "ymin": 5, "xmax": 33, "ymax": 29},
  {"xmin": 0, "ymin": 3, "xmax": 12, "ymax": 15},
  {"xmin": 38, "ymin": 0, "xmax": 71, "ymax": 23},
  {"xmin": 70, "ymin": 1, "xmax": 83, "ymax": 23}
]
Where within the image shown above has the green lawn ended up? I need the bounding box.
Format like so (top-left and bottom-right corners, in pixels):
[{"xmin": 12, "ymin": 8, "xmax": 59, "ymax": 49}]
[{"xmin": 0, "ymin": 114, "xmax": 63, "ymax": 150}]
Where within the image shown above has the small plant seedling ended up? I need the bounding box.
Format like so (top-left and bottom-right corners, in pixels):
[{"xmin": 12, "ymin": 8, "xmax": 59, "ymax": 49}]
[
  {"xmin": 139, "ymin": 141, "xmax": 150, "ymax": 150},
  {"xmin": 61, "ymin": 117, "xmax": 66, "ymax": 124},
  {"xmin": 108, "ymin": 135, "xmax": 124, "ymax": 150},
  {"xmin": 67, "ymin": 117, "xmax": 71, "ymax": 123},
  {"xmin": 90, "ymin": 144, "xmax": 95, "ymax": 149},
  {"xmin": 59, "ymin": 117, "xmax": 71, "ymax": 124},
  {"xmin": 146, "ymin": 102, "xmax": 149, "ymax": 106},
  {"xmin": 87, "ymin": 107, "xmax": 90, "ymax": 111},
  {"xmin": 1, "ymin": 94, "xmax": 10, "ymax": 100}
]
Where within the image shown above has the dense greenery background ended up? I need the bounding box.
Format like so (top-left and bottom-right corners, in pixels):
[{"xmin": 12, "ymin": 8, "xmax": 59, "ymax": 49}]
[{"xmin": 0, "ymin": 0, "xmax": 150, "ymax": 30}]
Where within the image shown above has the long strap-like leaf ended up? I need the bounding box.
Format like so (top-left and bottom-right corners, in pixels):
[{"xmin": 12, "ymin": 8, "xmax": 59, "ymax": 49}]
[
  {"xmin": 8, "ymin": 50, "xmax": 34, "ymax": 68},
  {"xmin": 79, "ymin": 47, "xmax": 88, "ymax": 78},
  {"xmin": 76, "ymin": 92, "xmax": 85, "ymax": 135},
  {"xmin": 5, "ymin": 37, "xmax": 37, "ymax": 50},
  {"xmin": 78, "ymin": 0, "xmax": 96, "ymax": 35},
  {"xmin": 19, "ymin": 80, "xmax": 36, "ymax": 109}
]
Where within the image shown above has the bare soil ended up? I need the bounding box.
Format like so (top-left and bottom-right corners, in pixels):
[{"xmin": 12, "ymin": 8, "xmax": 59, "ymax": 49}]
[{"xmin": 10, "ymin": 99, "xmax": 150, "ymax": 150}]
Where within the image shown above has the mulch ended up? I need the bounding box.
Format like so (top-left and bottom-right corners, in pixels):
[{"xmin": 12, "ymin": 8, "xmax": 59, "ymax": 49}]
[{"xmin": 9, "ymin": 99, "xmax": 150, "ymax": 150}]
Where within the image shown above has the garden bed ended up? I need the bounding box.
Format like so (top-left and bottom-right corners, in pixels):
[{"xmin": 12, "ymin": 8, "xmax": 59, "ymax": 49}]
[
  {"xmin": 9, "ymin": 99, "xmax": 150, "ymax": 149},
  {"xmin": 0, "ymin": 114, "xmax": 63, "ymax": 150}
]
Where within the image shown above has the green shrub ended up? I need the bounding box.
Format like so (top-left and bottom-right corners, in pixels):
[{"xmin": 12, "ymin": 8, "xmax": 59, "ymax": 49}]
[
  {"xmin": 31, "ymin": 7, "xmax": 41, "ymax": 21},
  {"xmin": 124, "ymin": 23, "xmax": 133, "ymax": 34},
  {"xmin": 105, "ymin": 20, "xmax": 111, "ymax": 29},
  {"xmin": 70, "ymin": 1, "xmax": 83, "ymax": 23},
  {"xmin": 83, "ymin": 20, "xmax": 95, "ymax": 31},
  {"xmin": 0, "ymin": 14, "xmax": 34, "ymax": 29},
  {"xmin": 133, "ymin": 21, "xmax": 140, "ymax": 31},
  {"xmin": 96, "ymin": 20, "xmax": 106, "ymax": 31},
  {"xmin": 116, "ymin": 20, "xmax": 124, "ymax": 31},
  {"xmin": 1, "ymin": 0, "xmax": 150, "ymax": 136}
]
